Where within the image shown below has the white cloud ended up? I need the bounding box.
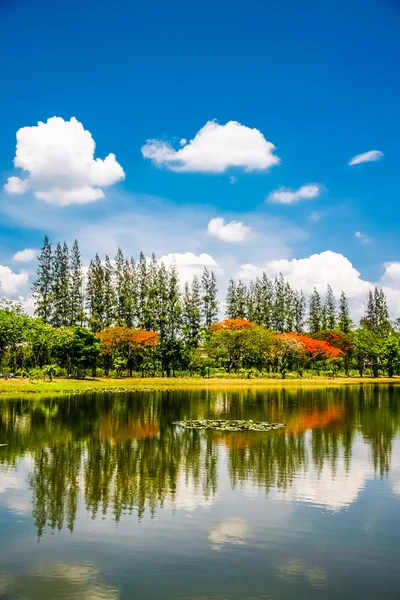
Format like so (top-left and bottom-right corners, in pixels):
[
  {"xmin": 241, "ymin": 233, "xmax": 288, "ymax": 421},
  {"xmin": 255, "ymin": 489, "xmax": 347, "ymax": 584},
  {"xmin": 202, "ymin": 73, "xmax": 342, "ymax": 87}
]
[
  {"xmin": 142, "ymin": 120, "xmax": 280, "ymax": 173},
  {"xmin": 207, "ymin": 217, "xmax": 251, "ymax": 242},
  {"xmin": 159, "ymin": 252, "xmax": 220, "ymax": 285},
  {"xmin": 0, "ymin": 265, "xmax": 29, "ymax": 295},
  {"xmin": 4, "ymin": 116, "xmax": 125, "ymax": 206},
  {"xmin": 209, "ymin": 518, "xmax": 249, "ymax": 549},
  {"xmin": 236, "ymin": 250, "xmax": 373, "ymax": 320},
  {"xmin": 381, "ymin": 262, "xmax": 400, "ymax": 286},
  {"xmin": 349, "ymin": 150, "xmax": 384, "ymax": 166},
  {"xmin": 12, "ymin": 248, "xmax": 37, "ymax": 262},
  {"xmin": 236, "ymin": 250, "xmax": 400, "ymax": 321},
  {"xmin": 354, "ymin": 231, "xmax": 371, "ymax": 243},
  {"xmin": 268, "ymin": 184, "xmax": 321, "ymax": 205}
]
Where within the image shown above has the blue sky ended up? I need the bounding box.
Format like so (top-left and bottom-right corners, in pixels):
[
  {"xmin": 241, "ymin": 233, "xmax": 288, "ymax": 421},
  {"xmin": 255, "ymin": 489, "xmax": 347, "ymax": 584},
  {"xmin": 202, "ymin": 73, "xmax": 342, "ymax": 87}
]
[{"xmin": 1, "ymin": 0, "xmax": 400, "ymax": 316}]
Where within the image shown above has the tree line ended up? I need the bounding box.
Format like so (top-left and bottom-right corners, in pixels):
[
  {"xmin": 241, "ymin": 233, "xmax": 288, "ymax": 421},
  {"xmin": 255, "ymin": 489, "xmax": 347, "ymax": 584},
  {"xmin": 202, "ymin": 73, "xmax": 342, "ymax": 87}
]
[{"xmin": 0, "ymin": 235, "xmax": 399, "ymax": 378}]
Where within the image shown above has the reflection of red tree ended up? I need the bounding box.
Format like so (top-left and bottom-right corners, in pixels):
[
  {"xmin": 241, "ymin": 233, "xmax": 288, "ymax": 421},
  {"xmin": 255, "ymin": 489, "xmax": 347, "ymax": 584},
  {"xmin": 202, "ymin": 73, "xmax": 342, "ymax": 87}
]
[
  {"xmin": 287, "ymin": 406, "xmax": 343, "ymax": 434},
  {"xmin": 99, "ymin": 415, "xmax": 159, "ymax": 441},
  {"xmin": 212, "ymin": 431, "xmax": 255, "ymax": 449}
]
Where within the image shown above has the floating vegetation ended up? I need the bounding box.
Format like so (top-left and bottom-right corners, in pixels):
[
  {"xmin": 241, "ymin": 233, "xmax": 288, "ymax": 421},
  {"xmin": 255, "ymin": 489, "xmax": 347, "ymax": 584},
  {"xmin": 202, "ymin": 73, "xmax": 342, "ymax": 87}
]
[{"xmin": 172, "ymin": 419, "xmax": 285, "ymax": 432}]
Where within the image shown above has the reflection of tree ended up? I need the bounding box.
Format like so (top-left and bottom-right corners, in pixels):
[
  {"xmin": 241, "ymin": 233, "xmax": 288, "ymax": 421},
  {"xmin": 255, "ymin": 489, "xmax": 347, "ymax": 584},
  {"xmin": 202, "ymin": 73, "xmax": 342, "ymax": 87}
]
[
  {"xmin": 1, "ymin": 386, "xmax": 400, "ymax": 535},
  {"xmin": 227, "ymin": 431, "xmax": 307, "ymax": 492}
]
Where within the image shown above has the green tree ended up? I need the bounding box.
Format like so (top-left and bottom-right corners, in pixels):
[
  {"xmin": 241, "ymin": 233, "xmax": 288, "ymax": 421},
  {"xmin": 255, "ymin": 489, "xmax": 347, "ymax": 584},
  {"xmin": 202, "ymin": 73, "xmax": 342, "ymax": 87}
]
[
  {"xmin": 309, "ymin": 287, "xmax": 322, "ymax": 334},
  {"xmin": 182, "ymin": 276, "xmax": 202, "ymax": 350},
  {"xmin": 338, "ymin": 291, "xmax": 352, "ymax": 333},
  {"xmin": 103, "ymin": 255, "xmax": 116, "ymax": 327},
  {"xmin": 325, "ymin": 284, "xmax": 336, "ymax": 330},
  {"xmin": 382, "ymin": 334, "xmax": 400, "ymax": 377},
  {"xmin": 201, "ymin": 267, "xmax": 218, "ymax": 327},
  {"xmin": 52, "ymin": 241, "xmax": 70, "ymax": 327},
  {"xmin": 69, "ymin": 240, "xmax": 84, "ymax": 326},
  {"xmin": 85, "ymin": 255, "xmax": 105, "ymax": 332},
  {"xmin": 32, "ymin": 235, "xmax": 53, "ymax": 323}
]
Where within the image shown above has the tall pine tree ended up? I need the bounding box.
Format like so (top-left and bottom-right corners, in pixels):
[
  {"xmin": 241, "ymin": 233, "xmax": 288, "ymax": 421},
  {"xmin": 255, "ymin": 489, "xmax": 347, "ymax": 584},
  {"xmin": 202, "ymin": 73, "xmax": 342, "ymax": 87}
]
[
  {"xmin": 32, "ymin": 235, "xmax": 54, "ymax": 323},
  {"xmin": 69, "ymin": 239, "xmax": 84, "ymax": 326}
]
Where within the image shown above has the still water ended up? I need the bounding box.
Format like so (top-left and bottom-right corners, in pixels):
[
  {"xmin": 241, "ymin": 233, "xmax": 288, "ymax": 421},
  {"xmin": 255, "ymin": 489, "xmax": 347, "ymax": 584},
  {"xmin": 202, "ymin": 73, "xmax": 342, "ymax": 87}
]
[{"xmin": 1, "ymin": 385, "xmax": 400, "ymax": 599}]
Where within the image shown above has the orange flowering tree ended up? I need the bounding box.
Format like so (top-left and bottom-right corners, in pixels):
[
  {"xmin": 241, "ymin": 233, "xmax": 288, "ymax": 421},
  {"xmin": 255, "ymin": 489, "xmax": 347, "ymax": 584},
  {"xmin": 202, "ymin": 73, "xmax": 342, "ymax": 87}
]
[
  {"xmin": 97, "ymin": 326, "xmax": 159, "ymax": 376},
  {"xmin": 274, "ymin": 332, "xmax": 344, "ymax": 376},
  {"xmin": 209, "ymin": 318, "xmax": 256, "ymax": 331}
]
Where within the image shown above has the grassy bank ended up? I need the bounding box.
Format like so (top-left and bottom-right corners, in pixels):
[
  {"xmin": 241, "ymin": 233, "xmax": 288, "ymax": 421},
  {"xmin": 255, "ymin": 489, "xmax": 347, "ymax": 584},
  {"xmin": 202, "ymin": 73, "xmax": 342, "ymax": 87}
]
[{"xmin": 1, "ymin": 375, "xmax": 400, "ymax": 398}]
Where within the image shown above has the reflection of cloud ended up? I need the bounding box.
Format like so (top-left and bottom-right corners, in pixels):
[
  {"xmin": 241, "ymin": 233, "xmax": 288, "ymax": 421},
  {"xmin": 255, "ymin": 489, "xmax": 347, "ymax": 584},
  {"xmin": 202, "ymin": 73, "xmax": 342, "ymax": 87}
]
[
  {"xmin": 209, "ymin": 518, "xmax": 249, "ymax": 549},
  {"xmin": 393, "ymin": 480, "xmax": 400, "ymax": 495},
  {"xmin": 166, "ymin": 472, "xmax": 215, "ymax": 511},
  {"xmin": 277, "ymin": 559, "xmax": 327, "ymax": 587},
  {"xmin": 276, "ymin": 438, "xmax": 374, "ymax": 511},
  {"xmin": 0, "ymin": 561, "xmax": 119, "ymax": 600},
  {"xmin": 0, "ymin": 458, "xmax": 33, "ymax": 515}
]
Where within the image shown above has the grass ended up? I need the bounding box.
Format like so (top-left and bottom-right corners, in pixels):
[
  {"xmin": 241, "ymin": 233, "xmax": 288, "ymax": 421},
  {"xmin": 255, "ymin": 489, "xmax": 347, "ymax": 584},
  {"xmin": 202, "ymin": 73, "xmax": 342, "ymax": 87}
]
[{"xmin": 0, "ymin": 375, "xmax": 400, "ymax": 399}]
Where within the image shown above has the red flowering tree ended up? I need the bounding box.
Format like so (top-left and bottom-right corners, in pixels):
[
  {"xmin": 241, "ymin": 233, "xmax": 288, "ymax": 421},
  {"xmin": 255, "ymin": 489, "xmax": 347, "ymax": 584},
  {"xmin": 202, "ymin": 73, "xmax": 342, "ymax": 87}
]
[
  {"xmin": 97, "ymin": 326, "xmax": 159, "ymax": 376},
  {"xmin": 209, "ymin": 318, "xmax": 256, "ymax": 331}
]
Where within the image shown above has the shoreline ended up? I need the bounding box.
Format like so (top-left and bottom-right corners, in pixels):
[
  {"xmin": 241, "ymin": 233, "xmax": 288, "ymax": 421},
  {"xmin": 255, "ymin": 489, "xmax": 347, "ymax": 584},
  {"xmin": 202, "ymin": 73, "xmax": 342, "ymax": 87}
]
[{"xmin": 1, "ymin": 376, "xmax": 400, "ymax": 398}]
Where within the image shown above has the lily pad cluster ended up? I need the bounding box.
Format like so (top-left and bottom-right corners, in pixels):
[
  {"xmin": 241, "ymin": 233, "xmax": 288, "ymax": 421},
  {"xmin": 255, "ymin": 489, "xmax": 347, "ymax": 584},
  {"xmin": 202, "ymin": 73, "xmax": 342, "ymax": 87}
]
[{"xmin": 172, "ymin": 419, "xmax": 285, "ymax": 431}]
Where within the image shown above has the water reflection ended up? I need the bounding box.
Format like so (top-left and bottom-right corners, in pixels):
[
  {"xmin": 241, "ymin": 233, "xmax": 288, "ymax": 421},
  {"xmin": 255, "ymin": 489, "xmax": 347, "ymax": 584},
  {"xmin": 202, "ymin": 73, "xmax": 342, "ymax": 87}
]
[
  {"xmin": 1, "ymin": 386, "xmax": 400, "ymax": 537},
  {"xmin": 0, "ymin": 562, "xmax": 119, "ymax": 600}
]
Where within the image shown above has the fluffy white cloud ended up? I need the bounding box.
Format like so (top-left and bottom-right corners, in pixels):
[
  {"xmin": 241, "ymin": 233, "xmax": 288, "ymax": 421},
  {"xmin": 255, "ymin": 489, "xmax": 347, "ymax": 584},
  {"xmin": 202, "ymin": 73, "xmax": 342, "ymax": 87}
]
[
  {"xmin": 349, "ymin": 150, "xmax": 384, "ymax": 166},
  {"xmin": 0, "ymin": 265, "xmax": 29, "ymax": 295},
  {"xmin": 4, "ymin": 116, "xmax": 125, "ymax": 206},
  {"xmin": 207, "ymin": 217, "xmax": 251, "ymax": 242},
  {"xmin": 236, "ymin": 250, "xmax": 400, "ymax": 321},
  {"xmin": 354, "ymin": 231, "xmax": 371, "ymax": 243},
  {"xmin": 142, "ymin": 120, "xmax": 280, "ymax": 173},
  {"xmin": 381, "ymin": 262, "xmax": 400, "ymax": 286},
  {"xmin": 209, "ymin": 518, "xmax": 249, "ymax": 549},
  {"xmin": 12, "ymin": 248, "xmax": 37, "ymax": 262},
  {"xmin": 268, "ymin": 184, "xmax": 321, "ymax": 205},
  {"xmin": 159, "ymin": 252, "xmax": 220, "ymax": 285}
]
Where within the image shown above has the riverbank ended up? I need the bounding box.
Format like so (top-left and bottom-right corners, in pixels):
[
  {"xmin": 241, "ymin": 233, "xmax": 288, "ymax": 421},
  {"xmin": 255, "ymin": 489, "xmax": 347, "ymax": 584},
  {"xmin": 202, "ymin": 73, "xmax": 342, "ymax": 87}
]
[{"xmin": 1, "ymin": 375, "xmax": 400, "ymax": 397}]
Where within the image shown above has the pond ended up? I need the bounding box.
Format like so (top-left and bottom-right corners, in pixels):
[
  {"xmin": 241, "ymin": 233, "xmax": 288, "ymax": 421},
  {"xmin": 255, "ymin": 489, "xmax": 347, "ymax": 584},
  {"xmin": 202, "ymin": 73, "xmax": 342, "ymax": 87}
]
[{"xmin": 1, "ymin": 385, "xmax": 400, "ymax": 599}]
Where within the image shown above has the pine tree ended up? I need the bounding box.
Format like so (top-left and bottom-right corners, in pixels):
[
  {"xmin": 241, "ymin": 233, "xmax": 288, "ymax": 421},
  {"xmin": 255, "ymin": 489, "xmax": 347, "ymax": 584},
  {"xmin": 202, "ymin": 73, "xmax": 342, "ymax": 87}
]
[
  {"xmin": 138, "ymin": 252, "xmax": 150, "ymax": 329},
  {"xmin": 309, "ymin": 287, "xmax": 322, "ymax": 333},
  {"xmin": 246, "ymin": 281, "xmax": 256, "ymax": 323},
  {"xmin": 325, "ymin": 284, "xmax": 337, "ymax": 330},
  {"xmin": 103, "ymin": 255, "xmax": 116, "ymax": 327},
  {"xmin": 85, "ymin": 254, "xmax": 105, "ymax": 332},
  {"xmin": 114, "ymin": 247, "xmax": 125, "ymax": 325},
  {"xmin": 363, "ymin": 289, "xmax": 377, "ymax": 331},
  {"xmin": 338, "ymin": 291, "xmax": 352, "ymax": 333},
  {"xmin": 284, "ymin": 282, "xmax": 296, "ymax": 332},
  {"xmin": 146, "ymin": 253, "xmax": 159, "ymax": 331},
  {"xmin": 69, "ymin": 239, "xmax": 84, "ymax": 326},
  {"xmin": 235, "ymin": 280, "xmax": 247, "ymax": 319},
  {"xmin": 32, "ymin": 235, "xmax": 53, "ymax": 323},
  {"xmin": 202, "ymin": 267, "xmax": 218, "ymax": 327},
  {"xmin": 226, "ymin": 279, "xmax": 237, "ymax": 319},
  {"xmin": 182, "ymin": 276, "xmax": 202, "ymax": 348},
  {"xmin": 121, "ymin": 258, "xmax": 136, "ymax": 327},
  {"xmin": 273, "ymin": 274, "xmax": 286, "ymax": 332},
  {"xmin": 51, "ymin": 241, "xmax": 70, "ymax": 327},
  {"xmin": 294, "ymin": 291, "xmax": 306, "ymax": 333},
  {"xmin": 260, "ymin": 272, "xmax": 274, "ymax": 329},
  {"xmin": 375, "ymin": 287, "xmax": 390, "ymax": 334}
]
